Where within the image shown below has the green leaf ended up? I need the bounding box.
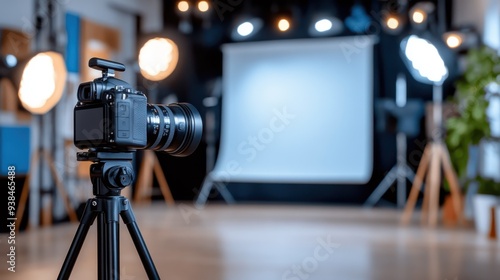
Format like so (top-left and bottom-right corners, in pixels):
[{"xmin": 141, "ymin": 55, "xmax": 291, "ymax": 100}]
[{"xmin": 445, "ymin": 45, "xmax": 498, "ymax": 181}]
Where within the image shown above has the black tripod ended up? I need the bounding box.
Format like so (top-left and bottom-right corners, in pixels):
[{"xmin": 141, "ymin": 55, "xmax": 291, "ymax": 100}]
[{"xmin": 58, "ymin": 150, "xmax": 160, "ymax": 280}]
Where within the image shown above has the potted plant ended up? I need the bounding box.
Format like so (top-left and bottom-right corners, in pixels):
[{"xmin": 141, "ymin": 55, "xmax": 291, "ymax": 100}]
[{"xmin": 446, "ymin": 46, "xmax": 500, "ymax": 233}]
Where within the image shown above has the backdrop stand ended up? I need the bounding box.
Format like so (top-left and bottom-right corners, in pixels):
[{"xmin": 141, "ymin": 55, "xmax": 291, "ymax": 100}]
[
  {"xmin": 364, "ymin": 132, "xmax": 416, "ymax": 208},
  {"xmin": 195, "ymin": 173, "xmax": 235, "ymax": 207},
  {"xmin": 365, "ymin": 75, "xmax": 424, "ymax": 208}
]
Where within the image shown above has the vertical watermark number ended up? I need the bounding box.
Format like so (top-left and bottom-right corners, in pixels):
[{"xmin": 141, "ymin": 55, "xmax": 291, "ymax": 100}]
[{"xmin": 6, "ymin": 166, "xmax": 17, "ymax": 272}]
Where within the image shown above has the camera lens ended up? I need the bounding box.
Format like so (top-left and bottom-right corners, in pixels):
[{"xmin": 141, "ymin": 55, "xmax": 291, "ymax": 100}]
[{"xmin": 146, "ymin": 103, "xmax": 203, "ymax": 156}]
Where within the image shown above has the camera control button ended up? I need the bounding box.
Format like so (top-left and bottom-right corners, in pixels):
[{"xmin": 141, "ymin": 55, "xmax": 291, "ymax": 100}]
[
  {"xmin": 118, "ymin": 103, "xmax": 129, "ymax": 117},
  {"xmin": 117, "ymin": 131, "xmax": 130, "ymax": 138},
  {"xmin": 118, "ymin": 118, "xmax": 130, "ymax": 130}
]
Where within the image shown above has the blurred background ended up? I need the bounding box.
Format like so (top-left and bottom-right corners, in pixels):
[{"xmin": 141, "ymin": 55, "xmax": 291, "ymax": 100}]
[{"xmin": 0, "ymin": 0, "xmax": 498, "ymax": 228}]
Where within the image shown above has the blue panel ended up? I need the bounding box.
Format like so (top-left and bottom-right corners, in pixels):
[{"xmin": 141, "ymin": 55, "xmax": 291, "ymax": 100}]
[
  {"xmin": 65, "ymin": 12, "xmax": 80, "ymax": 74},
  {"xmin": 0, "ymin": 126, "xmax": 31, "ymax": 176}
]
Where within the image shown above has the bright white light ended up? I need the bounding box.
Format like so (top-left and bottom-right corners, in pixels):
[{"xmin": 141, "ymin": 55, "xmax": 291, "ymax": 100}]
[
  {"xmin": 446, "ymin": 34, "xmax": 463, "ymax": 48},
  {"xmin": 178, "ymin": 1, "xmax": 189, "ymax": 12},
  {"xmin": 308, "ymin": 16, "xmax": 343, "ymax": 36},
  {"xmin": 19, "ymin": 54, "xmax": 56, "ymax": 110},
  {"xmin": 16, "ymin": 52, "xmax": 66, "ymax": 114},
  {"xmin": 237, "ymin": 22, "xmax": 254, "ymax": 37},
  {"xmin": 412, "ymin": 10, "xmax": 426, "ymax": 24},
  {"xmin": 404, "ymin": 35, "xmax": 448, "ymax": 84},
  {"xmin": 5, "ymin": 54, "xmax": 17, "ymax": 68},
  {"xmin": 315, "ymin": 19, "xmax": 333, "ymax": 32},
  {"xmin": 278, "ymin": 18, "xmax": 290, "ymax": 32},
  {"xmin": 138, "ymin": 37, "xmax": 179, "ymax": 81},
  {"xmin": 386, "ymin": 16, "xmax": 400, "ymax": 30},
  {"xmin": 197, "ymin": 1, "xmax": 209, "ymax": 12},
  {"xmin": 231, "ymin": 18, "xmax": 263, "ymax": 40}
]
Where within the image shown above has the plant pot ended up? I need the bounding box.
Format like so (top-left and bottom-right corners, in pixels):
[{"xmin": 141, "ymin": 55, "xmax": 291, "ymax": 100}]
[
  {"xmin": 496, "ymin": 205, "xmax": 500, "ymax": 239},
  {"xmin": 463, "ymin": 145, "xmax": 480, "ymax": 220},
  {"xmin": 472, "ymin": 194, "xmax": 500, "ymax": 235},
  {"xmin": 442, "ymin": 194, "xmax": 464, "ymax": 226}
]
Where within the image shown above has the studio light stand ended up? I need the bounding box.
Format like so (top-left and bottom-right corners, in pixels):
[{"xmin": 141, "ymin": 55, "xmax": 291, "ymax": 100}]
[
  {"xmin": 398, "ymin": 34, "xmax": 463, "ymax": 227},
  {"xmin": 401, "ymin": 84, "xmax": 462, "ymax": 226},
  {"xmin": 16, "ymin": 115, "xmax": 79, "ymax": 228},
  {"xmin": 58, "ymin": 150, "xmax": 159, "ymax": 280}
]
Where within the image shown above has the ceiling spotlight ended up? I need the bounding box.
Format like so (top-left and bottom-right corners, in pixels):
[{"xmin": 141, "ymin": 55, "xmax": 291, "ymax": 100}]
[
  {"xmin": 387, "ymin": 16, "xmax": 400, "ymax": 30},
  {"xmin": 383, "ymin": 13, "xmax": 404, "ymax": 34},
  {"xmin": 238, "ymin": 22, "xmax": 254, "ymax": 37},
  {"xmin": 2, "ymin": 54, "xmax": 17, "ymax": 68},
  {"xmin": 308, "ymin": 15, "xmax": 343, "ymax": 37},
  {"xmin": 277, "ymin": 18, "xmax": 290, "ymax": 32},
  {"xmin": 194, "ymin": 0, "xmax": 212, "ymax": 29},
  {"xmin": 197, "ymin": 1, "xmax": 209, "ymax": 13},
  {"xmin": 138, "ymin": 37, "xmax": 179, "ymax": 81},
  {"xmin": 229, "ymin": 0, "xmax": 264, "ymax": 41},
  {"xmin": 307, "ymin": 1, "xmax": 344, "ymax": 37},
  {"xmin": 412, "ymin": 10, "xmax": 426, "ymax": 24},
  {"xmin": 442, "ymin": 29, "xmax": 479, "ymax": 50},
  {"xmin": 176, "ymin": 1, "xmax": 193, "ymax": 33},
  {"xmin": 232, "ymin": 18, "xmax": 263, "ymax": 40},
  {"xmin": 315, "ymin": 19, "xmax": 332, "ymax": 32},
  {"xmin": 445, "ymin": 34, "xmax": 462, "ymax": 49},
  {"xmin": 409, "ymin": 2, "xmax": 435, "ymax": 28},
  {"xmin": 177, "ymin": 1, "xmax": 190, "ymax": 13}
]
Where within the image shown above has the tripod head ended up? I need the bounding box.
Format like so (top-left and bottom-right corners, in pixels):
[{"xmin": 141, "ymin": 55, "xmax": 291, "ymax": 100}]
[
  {"xmin": 77, "ymin": 149, "xmax": 135, "ymax": 196},
  {"xmin": 60, "ymin": 148, "xmax": 160, "ymax": 279}
]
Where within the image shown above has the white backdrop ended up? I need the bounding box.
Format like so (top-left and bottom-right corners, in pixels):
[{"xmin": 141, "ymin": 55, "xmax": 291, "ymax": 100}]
[{"xmin": 211, "ymin": 36, "xmax": 375, "ymax": 184}]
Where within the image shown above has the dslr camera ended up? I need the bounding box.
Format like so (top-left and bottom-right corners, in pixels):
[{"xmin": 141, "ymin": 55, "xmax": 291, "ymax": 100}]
[{"xmin": 74, "ymin": 57, "xmax": 202, "ymax": 156}]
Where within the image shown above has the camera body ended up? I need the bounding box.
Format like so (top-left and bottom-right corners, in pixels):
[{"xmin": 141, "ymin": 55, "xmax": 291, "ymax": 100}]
[
  {"xmin": 74, "ymin": 58, "xmax": 147, "ymax": 150},
  {"xmin": 74, "ymin": 57, "xmax": 203, "ymax": 156}
]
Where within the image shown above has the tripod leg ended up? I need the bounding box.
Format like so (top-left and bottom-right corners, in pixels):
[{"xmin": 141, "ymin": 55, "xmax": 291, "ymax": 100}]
[
  {"xmin": 58, "ymin": 199, "xmax": 98, "ymax": 280},
  {"xmin": 440, "ymin": 143, "xmax": 463, "ymax": 224},
  {"xmin": 98, "ymin": 197, "xmax": 121, "ymax": 280},
  {"xmin": 427, "ymin": 144, "xmax": 442, "ymax": 227},
  {"xmin": 105, "ymin": 216, "xmax": 120, "ymax": 280},
  {"xmin": 396, "ymin": 132, "xmax": 408, "ymax": 208},
  {"xmin": 364, "ymin": 166, "xmax": 397, "ymax": 207},
  {"xmin": 405, "ymin": 165, "xmax": 416, "ymax": 183},
  {"xmin": 97, "ymin": 213, "xmax": 106, "ymax": 280},
  {"xmin": 401, "ymin": 144, "xmax": 430, "ymax": 225},
  {"xmin": 195, "ymin": 174, "xmax": 215, "ymax": 207},
  {"xmin": 120, "ymin": 199, "xmax": 160, "ymax": 280},
  {"xmin": 215, "ymin": 181, "xmax": 236, "ymax": 204}
]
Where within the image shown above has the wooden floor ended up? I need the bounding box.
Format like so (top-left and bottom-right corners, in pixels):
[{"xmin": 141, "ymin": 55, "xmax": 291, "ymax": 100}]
[{"xmin": 1, "ymin": 203, "xmax": 499, "ymax": 280}]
